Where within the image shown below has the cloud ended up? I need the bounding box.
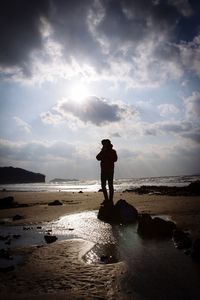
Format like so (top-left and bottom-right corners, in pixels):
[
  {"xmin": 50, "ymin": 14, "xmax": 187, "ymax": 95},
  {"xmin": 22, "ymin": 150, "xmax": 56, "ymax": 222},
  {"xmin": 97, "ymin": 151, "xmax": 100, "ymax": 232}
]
[
  {"xmin": 13, "ymin": 117, "xmax": 32, "ymax": 133},
  {"xmin": 168, "ymin": 0, "xmax": 194, "ymax": 17},
  {"xmin": 42, "ymin": 96, "xmax": 136, "ymax": 127},
  {"xmin": 0, "ymin": 0, "xmax": 199, "ymax": 87},
  {"xmin": 0, "ymin": 139, "xmax": 75, "ymax": 162},
  {"xmin": 158, "ymin": 104, "xmax": 179, "ymax": 117},
  {"xmin": 0, "ymin": 0, "xmax": 49, "ymax": 72},
  {"xmin": 184, "ymin": 91, "xmax": 200, "ymax": 119}
]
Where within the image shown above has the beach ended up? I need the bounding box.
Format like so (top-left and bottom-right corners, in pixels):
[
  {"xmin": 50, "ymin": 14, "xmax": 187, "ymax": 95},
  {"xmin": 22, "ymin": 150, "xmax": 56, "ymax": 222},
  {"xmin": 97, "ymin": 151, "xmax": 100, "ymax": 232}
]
[{"xmin": 0, "ymin": 191, "xmax": 200, "ymax": 299}]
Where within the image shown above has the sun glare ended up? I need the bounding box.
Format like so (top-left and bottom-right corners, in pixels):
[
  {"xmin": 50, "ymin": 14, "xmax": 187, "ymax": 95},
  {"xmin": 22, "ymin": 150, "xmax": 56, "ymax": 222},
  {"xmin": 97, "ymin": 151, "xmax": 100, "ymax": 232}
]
[{"xmin": 69, "ymin": 83, "xmax": 89, "ymax": 103}]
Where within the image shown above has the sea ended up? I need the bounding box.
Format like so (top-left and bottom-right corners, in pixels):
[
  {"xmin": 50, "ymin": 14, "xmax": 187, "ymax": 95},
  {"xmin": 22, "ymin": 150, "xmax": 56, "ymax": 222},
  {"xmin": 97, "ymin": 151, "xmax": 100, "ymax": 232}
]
[{"xmin": 0, "ymin": 175, "xmax": 200, "ymax": 193}]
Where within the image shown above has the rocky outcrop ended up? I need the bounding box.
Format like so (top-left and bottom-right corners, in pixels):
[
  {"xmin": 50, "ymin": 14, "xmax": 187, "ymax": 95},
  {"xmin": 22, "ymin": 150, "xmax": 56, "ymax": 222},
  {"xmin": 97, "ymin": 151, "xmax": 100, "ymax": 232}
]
[
  {"xmin": 124, "ymin": 180, "xmax": 200, "ymax": 196},
  {"xmin": 0, "ymin": 166, "xmax": 45, "ymax": 184}
]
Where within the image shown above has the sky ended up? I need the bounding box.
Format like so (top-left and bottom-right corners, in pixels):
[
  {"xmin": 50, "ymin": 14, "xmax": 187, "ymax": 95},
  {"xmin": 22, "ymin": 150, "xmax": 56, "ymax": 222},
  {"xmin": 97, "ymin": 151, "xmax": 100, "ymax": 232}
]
[{"xmin": 0, "ymin": 0, "xmax": 200, "ymax": 181}]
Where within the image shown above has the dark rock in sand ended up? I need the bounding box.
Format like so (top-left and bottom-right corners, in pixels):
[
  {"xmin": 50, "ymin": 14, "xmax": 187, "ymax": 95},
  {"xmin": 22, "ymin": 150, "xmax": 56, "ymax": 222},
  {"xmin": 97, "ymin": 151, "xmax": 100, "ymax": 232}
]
[
  {"xmin": 0, "ymin": 196, "xmax": 29, "ymax": 209},
  {"xmin": 48, "ymin": 200, "xmax": 63, "ymax": 206},
  {"xmin": 191, "ymin": 239, "xmax": 200, "ymax": 262},
  {"xmin": 0, "ymin": 196, "xmax": 15, "ymax": 209},
  {"xmin": 44, "ymin": 235, "xmax": 58, "ymax": 244},
  {"xmin": 137, "ymin": 213, "xmax": 176, "ymax": 238},
  {"xmin": 0, "ymin": 166, "xmax": 45, "ymax": 184},
  {"xmin": 12, "ymin": 214, "xmax": 23, "ymax": 221},
  {"xmin": 98, "ymin": 199, "xmax": 138, "ymax": 224},
  {"xmin": 172, "ymin": 229, "xmax": 192, "ymax": 249}
]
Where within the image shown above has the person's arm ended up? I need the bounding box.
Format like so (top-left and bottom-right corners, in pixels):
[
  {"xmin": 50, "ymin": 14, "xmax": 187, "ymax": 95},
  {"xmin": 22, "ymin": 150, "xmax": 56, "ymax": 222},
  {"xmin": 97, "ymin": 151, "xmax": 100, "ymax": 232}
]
[{"xmin": 96, "ymin": 150, "xmax": 103, "ymax": 161}]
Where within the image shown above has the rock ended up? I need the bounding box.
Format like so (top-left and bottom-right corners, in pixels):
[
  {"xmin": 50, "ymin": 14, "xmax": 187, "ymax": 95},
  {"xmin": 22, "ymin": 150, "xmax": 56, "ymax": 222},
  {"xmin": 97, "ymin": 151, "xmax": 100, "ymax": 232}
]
[
  {"xmin": 98, "ymin": 199, "xmax": 138, "ymax": 224},
  {"xmin": 12, "ymin": 214, "xmax": 23, "ymax": 221},
  {"xmin": 137, "ymin": 214, "xmax": 176, "ymax": 238},
  {"xmin": 98, "ymin": 202, "xmax": 115, "ymax": 223},
  {"xmin": 0, "ymin": 196, "xmax": 15, "ymax": 209},
  {"xmin": 114, "ymin": 199, "xmax": 138, "ymax": 224},
  {"xmin": 191, "ymin": 238, "xmax": 200, "ymax": 262},
  {"xmin": 79, "ymin": 191, "xmax": 83, "ymax": 193},
  {"xmin": 172, "ymin": 229, "xmax": 192, "ymax": 249},
  {"xmin": 44, "ymin": 235, "xmax": 58, "ymax": 244},
  {"xmin": 0, "ymin": 196, "xmax": 28, "ymax": 209},
  {"xmin": 48, "ymin": 200, "xmax": 63, "ymax": 206},
  {"xmin": 124, "ymin": 180, "xmax": 200, "ymax": 196},
  {"xmin": 0, "ymin": 166, "xmax": 45, "ymax": 184}
]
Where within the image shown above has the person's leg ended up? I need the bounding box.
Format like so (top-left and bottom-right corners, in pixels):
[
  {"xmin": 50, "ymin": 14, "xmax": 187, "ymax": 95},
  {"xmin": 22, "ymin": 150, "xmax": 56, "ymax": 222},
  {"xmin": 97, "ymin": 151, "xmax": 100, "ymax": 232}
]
[
  {"xmin": 108, "ymin": 172, "xmax": 114, "ymax": 204},
  {"xmin": 101, "ymin": 173, "xmax": 109, "ymax": 202}
]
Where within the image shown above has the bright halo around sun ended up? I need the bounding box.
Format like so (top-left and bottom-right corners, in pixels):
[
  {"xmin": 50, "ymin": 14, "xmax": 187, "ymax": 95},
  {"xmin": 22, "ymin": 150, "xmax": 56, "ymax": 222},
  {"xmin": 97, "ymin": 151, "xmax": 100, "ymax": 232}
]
[{"xmin": 69, "ymin": 83, "xmax": 90, "ymax": 103}]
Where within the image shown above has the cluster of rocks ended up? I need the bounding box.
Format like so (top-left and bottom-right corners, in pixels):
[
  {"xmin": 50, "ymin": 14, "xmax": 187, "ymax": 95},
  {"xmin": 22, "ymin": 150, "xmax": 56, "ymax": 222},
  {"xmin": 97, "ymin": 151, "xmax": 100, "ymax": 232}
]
[
  {"xmin": 124, "ymin": 180, "xmax": 200, "ymax": 196},
  {"xmin": 98, "ymin": 199, "xmax": 200, "ymax": 262}
]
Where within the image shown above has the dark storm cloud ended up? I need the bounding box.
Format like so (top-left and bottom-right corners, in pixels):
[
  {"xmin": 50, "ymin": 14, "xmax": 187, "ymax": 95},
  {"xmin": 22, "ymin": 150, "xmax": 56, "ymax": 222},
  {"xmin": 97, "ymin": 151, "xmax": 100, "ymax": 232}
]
[
  {"xmin": 0, "ymin": 0, "xmax": 199, "ymax": 78},
  {"xmin": 55, "ymin": 96, "xmax": 127, "ymax": 126},
  {"xmin": 0, "ymin": 0, "xmax": 49, "ymax": 71}
]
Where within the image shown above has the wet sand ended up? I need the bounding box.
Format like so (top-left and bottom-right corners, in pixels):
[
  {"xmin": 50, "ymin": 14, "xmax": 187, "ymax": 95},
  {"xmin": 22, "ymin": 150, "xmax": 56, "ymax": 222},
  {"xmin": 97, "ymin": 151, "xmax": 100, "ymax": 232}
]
[{"xmin": 0, "ymin": 191, "xmax": 200, "ymax": 299}]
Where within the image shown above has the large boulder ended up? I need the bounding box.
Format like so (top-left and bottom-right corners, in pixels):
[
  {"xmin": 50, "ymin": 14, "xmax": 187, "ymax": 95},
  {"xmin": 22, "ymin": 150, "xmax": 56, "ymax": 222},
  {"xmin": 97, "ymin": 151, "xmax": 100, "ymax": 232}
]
[
  {"xmin": 97, "ymin": 199, "xmax": 138, "ymax": 224},
  {"xmin": 114, "ymin": 199, "xmax": 138, "ymax": 224},
  {"xmin": 137, "ymin": 213, "xmax": 176, "ymax": 238}
]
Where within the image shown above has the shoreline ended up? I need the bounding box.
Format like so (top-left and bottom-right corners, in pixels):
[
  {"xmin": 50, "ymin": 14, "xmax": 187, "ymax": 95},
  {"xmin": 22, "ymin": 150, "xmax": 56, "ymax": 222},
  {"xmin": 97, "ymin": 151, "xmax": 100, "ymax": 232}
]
[{"xmin": 0, "ymin": 191, "xmax": 200, "ymax": 236}]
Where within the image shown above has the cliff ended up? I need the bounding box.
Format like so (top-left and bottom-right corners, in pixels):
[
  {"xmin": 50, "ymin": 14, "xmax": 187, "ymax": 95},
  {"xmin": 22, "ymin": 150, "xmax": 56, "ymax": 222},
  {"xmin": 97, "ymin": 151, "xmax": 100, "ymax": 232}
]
[{"xmin": 0, "ymin": 167, "xmax": 45, "ymax": 184}]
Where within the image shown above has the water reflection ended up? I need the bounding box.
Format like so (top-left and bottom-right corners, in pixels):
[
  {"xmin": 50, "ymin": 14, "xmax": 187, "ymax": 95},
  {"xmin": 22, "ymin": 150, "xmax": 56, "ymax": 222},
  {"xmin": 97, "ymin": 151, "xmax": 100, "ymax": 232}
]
[{"xmin": 1, "ymin": 211, "xmax": 200, "ymax": 299}]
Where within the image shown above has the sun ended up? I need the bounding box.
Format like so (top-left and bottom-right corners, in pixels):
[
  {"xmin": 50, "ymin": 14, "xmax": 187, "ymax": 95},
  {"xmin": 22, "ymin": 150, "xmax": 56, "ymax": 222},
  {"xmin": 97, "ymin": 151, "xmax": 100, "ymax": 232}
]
[{"xmin": 69, "ymin": 83, "xmax": 90, "ymax": 103}]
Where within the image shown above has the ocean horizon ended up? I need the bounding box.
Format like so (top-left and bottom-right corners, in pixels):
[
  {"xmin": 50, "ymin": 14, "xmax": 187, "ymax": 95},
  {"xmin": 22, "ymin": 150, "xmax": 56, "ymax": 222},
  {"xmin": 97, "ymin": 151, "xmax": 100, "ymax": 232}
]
[{"xmin": 0, "ymin": 174, "xmax": 200, "ymax": 193}]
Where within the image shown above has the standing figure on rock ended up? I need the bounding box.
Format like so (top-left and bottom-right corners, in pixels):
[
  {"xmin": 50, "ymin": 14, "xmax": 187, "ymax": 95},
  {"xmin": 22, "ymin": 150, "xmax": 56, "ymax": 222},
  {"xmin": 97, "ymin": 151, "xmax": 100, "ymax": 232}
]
[{"xmin": 96, "ymin": 139, "xmax": 118, "ymax": 205}]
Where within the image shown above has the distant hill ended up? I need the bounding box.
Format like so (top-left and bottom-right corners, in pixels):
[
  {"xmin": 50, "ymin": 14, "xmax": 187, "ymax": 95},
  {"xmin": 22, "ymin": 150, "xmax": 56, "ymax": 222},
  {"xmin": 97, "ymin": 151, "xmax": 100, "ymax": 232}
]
[
  {"xmin": 50, "ymin": 178, "xmax": 78, "ymax": 183},
  {"xmin": 0, "ymin": 167, "xmax": 45, "ymax": 184}
]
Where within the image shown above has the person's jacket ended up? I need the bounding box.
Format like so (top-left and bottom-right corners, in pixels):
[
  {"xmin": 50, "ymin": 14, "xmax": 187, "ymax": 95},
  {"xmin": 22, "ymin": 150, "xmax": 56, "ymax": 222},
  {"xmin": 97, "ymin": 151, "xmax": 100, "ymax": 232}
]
[{"xmin": 96, "ymin": 147, "xmax": 118, "ymax": 172}]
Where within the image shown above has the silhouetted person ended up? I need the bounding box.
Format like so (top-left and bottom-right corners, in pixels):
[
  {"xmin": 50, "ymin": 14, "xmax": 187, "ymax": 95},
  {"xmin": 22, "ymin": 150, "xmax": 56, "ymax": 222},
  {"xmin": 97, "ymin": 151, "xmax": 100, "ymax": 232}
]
[{"xmin": 96, "ymin": 139, "xmax": 118, "ymax": 205}]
